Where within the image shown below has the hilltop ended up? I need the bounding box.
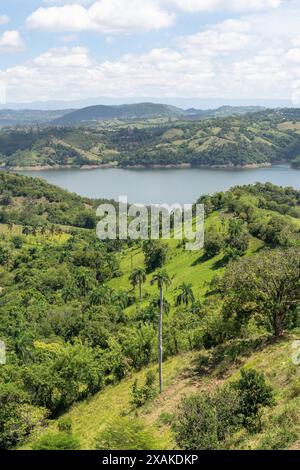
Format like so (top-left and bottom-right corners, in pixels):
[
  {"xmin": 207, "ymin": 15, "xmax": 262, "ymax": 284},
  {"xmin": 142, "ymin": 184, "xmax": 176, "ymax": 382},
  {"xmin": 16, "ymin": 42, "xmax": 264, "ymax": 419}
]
[{"xmin": 52, "ymin": 102, "xmax": 185, "ymax": 125}]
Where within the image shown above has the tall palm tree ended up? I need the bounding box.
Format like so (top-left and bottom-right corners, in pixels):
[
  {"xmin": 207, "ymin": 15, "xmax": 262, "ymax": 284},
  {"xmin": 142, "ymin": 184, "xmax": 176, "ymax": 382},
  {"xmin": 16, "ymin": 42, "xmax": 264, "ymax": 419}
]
[
  {"xmin": 175, "ymin": 283, "xmax": 195, "ymax": 307},
  {"xmin": 150, "ymin": 270, "xmax": 171, "ymax": 393},
  {"xmin": 129, "ymin": 268, "xmax": 146, "ymax": 302}
]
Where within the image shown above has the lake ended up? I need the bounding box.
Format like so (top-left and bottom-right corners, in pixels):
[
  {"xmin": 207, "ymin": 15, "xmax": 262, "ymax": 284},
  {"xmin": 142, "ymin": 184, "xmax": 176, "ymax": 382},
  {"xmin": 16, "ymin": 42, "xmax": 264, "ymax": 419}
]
[{"xmin": 20, "ymin": 164, "xmax": 300, "ymax": 205}]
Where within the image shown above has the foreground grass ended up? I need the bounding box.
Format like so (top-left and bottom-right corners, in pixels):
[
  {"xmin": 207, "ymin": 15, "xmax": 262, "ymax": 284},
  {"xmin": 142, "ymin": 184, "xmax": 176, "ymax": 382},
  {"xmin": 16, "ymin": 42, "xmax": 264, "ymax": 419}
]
[
  {"xmin": 21, "ymin": 353, "xmax": 195, "ymax": 450},
  {"xmin": 23, "ymin": 332, "xmax": 300, "ymax": 451}
]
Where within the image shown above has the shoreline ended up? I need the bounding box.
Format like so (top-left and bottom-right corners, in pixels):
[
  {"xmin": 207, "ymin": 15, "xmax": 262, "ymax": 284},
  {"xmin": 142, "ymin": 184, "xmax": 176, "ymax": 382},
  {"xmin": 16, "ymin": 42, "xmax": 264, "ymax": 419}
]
[{"xmin": 5, "ymin": 162, "xmax": 280, "ymax": 172}]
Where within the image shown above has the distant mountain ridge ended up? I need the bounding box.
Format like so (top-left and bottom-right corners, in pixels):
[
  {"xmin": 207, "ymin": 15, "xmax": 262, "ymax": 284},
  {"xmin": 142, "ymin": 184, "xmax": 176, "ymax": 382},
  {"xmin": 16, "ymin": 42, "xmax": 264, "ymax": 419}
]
[
  {"xmin": 0, "ymin": 109, "xmax": 73, "ymax": 128},
  {"xmin": 52, "ymin": 102, "xmax": 185, "ymax": 125},
  {"xmin": 0, "ymin": 103, "xmax": 266, "ymax": 127},
  {"xmin": 52, "ymin": 102, "xmax": 265, "ymax": 126}
]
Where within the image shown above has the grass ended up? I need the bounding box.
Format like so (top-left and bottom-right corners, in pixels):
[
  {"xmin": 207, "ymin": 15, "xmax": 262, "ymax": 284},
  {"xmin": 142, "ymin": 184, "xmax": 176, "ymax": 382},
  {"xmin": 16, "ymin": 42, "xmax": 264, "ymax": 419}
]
[
  {"xmin": 21, "ymin": 352, "xmax": 195, "ymax": 450},
  {"xmin": 22, "ymin": 333, "xmax": 300, "ymax": 451},
  {"xmin": 109, "ymin": 210, "xmax": 263, "ymax": 317}
]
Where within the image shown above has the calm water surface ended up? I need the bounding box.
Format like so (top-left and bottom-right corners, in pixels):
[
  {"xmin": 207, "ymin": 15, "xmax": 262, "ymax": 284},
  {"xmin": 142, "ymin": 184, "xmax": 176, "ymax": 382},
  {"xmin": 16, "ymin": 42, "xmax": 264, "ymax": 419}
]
[{"xmin": 20, "ymin": 165, "xmax": 300, "ymax": 204}]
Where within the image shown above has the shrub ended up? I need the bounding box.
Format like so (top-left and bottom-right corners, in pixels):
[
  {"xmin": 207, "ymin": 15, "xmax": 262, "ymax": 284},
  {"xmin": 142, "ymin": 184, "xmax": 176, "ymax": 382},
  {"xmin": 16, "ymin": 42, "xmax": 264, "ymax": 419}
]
[
  {"xmin": 204, "ymin": 231, "xmax": 224, "ymax": 259},
  {"xmin": 58, "ymin": 417, "xmax": 72, "ymax": 433},
  {"xmin": 12, "ymin": 235, "xmax": 24, "ymax": 249},
  {"xmin": 174, "ymin": 393, "xmax": 219, "ymax": 450},
  {"xmin": 214, "ymin": 386, "xmax": 243, "ymax": 440},
  {"xmin": 131, "ymin": 371, "xmax": 156, "ymax": 408},
  {"xmin": 233, "ymin": 368, "xmax": 274, "ymax": 431},
  {"xmin": 32, "ymin": 432, "xmax": 81, "ymax": 450},
  {"xmin": 95, "ymin": 417, "xmax": 157, "ymax": 450}
]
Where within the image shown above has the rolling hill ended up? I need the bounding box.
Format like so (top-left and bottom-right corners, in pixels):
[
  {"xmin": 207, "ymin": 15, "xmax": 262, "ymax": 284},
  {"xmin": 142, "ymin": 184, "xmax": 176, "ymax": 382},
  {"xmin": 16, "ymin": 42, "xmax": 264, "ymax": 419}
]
[
  {"xmin": 0, "ymin": 109, "xmax": 73, "ymax": 128},
  {"xmin": 1, "ymin": 108, "xmax": 300, "ymax": 169},
  {"xmin": 0, "ymin": 173, "xmax": 300, "ymax": 450},
  {"xmin": 52, "ymin": 102, "xmax": 185, "ymax": 125},
  {"xmin": 52, "ymin": 103, "xmax": 265, "ymax": 126}
]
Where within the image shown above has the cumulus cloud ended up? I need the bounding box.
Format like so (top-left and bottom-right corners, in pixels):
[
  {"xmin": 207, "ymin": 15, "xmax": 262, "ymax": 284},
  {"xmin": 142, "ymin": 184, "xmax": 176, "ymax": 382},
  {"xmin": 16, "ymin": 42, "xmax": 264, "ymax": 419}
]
[
  {"xmin": 2, "ymin": 0, "xmax": 300, "ymax": 102},
  {"xmin": 178, "ymin": 19, "xmax": 252, "ymax": 55},
  {"xmin": 164, "ymin": 0, "xmax": 281, "ymax": 12},
  {"xmin": 0, "ymin": 14, "xmax": 9, "ymax": 25},
  {"xmin": 27, "ymin": 0, "xmax": 175, "ymax": 34},
  {"xmin": 34, "ymin": 46, "xmax": 92, "ymax": 67},
  {"xmin": 0, "ymin": 30, "xmax": 25, "ymax": 52}
]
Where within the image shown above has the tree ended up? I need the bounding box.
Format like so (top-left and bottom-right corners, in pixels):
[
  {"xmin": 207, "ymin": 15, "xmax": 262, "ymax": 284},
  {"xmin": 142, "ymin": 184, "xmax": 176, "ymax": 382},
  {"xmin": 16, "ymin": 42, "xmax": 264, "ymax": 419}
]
[
  {"xmin": 143, "ymin": 240, "xmax": 168, "ymax": 273},
  {"xmin": 175, "ymin": 283, "xmax": 195, "ymax": 307},
  {"xmin": 204, "ymin": 230, "xmax": 224, "ymax": 259},
  {"xmin": 129, "ymin": 268, "xmax": 146, "ymax": 302},
  {"xmin": 220, "ymin": 248, "xmax": 300, "ymax": 337},
  {"xmin": 225, "ymin": 218, "xmax": 249, "ymax": 259},
  {"xmin": 150, "ymin": 270, "xmax": 171, "ymax": 393}
]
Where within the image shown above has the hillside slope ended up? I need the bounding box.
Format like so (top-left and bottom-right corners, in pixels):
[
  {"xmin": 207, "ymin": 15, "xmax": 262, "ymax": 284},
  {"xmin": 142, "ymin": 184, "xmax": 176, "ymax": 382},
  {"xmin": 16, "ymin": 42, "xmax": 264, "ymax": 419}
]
[
  {"xmin": 1, "ymin": 108, "xmax": 300, "ymax": 168},
  {"xmin": 1, "ymin": 175, "xmax": 300, "ymax": 451},
  {"xmin": 22, "ymin": 333, "xmax": 300, "ymax": 450}
]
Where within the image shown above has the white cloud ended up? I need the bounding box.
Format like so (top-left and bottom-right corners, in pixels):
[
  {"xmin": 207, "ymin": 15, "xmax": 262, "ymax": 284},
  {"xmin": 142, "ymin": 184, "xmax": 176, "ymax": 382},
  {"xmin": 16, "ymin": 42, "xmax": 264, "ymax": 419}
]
[
  {"xmin": 164, "ymin": 0, "xmax": 281, "ymax": 12},
  {"xmin": 292, "ymin": 36, "xmax": 300, "ymax": 48},
  {"xmin": 178, "ymin": 19, "xmax": 252, "ymax": 55},
  {"xmin": 3, "ymin": 0, "xmax": 300, "ymax": 102},
  {"xmin": 34, "ymin": 47, "xmax": 92, "ymax": 67},
  {"xmin": 0, "ymin": 14, "xmax": 9, "ymax": 25},
  {"xmin": 0, "ymin": 30, "xmax": 25, "ymax": 52},
  {"xmin": 27, "ymin": 0, "xmax": 175, "ymax": 34}
]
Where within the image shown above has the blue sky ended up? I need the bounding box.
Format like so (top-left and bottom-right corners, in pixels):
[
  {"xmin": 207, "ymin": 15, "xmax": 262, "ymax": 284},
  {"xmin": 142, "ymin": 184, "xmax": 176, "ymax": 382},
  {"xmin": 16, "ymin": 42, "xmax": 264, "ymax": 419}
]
[{"xmin": 0, "ymin": 0, "xmax": 300, "ymax": 104}]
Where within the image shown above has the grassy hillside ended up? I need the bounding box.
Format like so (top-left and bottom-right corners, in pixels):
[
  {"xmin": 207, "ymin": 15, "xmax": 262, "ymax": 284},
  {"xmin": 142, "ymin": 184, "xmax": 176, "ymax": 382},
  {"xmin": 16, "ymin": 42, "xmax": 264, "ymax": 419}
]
[
  {"xmin": 22, "ymin": 332, "xmax": 300, "ymax": 450},
  {"xmin": 1, "ymin": 174, "xmax": 300, "ymax": 450},
  {"xmin": 1, "ymin": 108, "xmax": 300, "ymax": 168}
]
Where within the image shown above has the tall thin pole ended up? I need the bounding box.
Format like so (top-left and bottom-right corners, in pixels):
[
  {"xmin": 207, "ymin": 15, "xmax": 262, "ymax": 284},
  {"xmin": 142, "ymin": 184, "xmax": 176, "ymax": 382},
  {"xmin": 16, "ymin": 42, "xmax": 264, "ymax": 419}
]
[{"xmin": 158, "ymin": 286, "xmax": 163, "ymax": 393}]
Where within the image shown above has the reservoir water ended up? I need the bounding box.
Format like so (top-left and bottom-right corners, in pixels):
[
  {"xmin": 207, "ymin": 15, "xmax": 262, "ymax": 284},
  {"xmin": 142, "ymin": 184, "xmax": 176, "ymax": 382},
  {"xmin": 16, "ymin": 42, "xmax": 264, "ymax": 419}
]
[{"xmin": 20, "ymin": 164, "xmax": 300, "ymax": 205}]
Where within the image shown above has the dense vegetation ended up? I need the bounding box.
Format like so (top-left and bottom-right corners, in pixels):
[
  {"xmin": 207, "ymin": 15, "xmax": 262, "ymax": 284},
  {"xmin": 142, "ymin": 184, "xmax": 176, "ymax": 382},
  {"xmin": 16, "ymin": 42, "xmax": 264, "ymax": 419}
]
[
  {"xmin": 1, "ymin": 108, "xmax": 300, "ymax": 168},
  {"xmin": 1, "ymin": 173, "xmax": 300, "ymax": 450}
]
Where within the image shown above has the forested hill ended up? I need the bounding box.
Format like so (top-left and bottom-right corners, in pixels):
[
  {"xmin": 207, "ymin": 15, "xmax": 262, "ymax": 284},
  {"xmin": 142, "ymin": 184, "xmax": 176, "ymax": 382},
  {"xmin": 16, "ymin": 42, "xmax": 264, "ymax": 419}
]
[
  {"xmin": 0, "ymin": 171, "xmax": 116, "ymax": 229},
  {"xmin": 52, "ymin": 102, "xmax": 184, "ymax": 125},
  {"xmin": 1, "ymin": 174, "xmax": 300, "ymax": 450},
  {"xmin": 0, "ymin": 108, "xmax": 300, "ymax": 169}
]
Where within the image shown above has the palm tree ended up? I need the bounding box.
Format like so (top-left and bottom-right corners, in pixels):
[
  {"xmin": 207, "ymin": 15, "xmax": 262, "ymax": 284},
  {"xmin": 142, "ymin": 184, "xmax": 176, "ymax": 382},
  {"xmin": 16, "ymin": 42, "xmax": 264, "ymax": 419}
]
[
  {"xmin": 175, "ymin": 283, "xmax": 195, "ymax": 307},
  {"xmin": 151, "ymin": 270, "xmax": 171, "ymax": 393},
  {"xmin": 129, "ymin": 268, "xmax": 146, "ymax": 302},
  {"xmin": 22, "ymin": 226, "xmax": 31, "ymax": 237},
  {"xmin": 150, "ymin": 297, "xmax": 170, "ymax": 315}
]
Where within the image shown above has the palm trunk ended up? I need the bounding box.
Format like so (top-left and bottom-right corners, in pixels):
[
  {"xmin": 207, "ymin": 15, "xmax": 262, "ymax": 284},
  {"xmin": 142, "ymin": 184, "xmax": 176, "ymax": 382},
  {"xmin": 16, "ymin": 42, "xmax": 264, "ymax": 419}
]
[
  {"xmin": 139, "ymin": 282, "xmax": 142, "ymax": 302},
  {"xmin": 158, "ymin": 286, "xmax": 163, "ymax": 393}
]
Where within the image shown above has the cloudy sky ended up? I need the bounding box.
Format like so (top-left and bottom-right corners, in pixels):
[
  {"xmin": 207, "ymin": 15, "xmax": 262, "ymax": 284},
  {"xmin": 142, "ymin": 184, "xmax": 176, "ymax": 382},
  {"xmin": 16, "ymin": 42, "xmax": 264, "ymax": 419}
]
[{"xmin": 0, "ymin": 0, "xmax": 300, "ymax": 104}]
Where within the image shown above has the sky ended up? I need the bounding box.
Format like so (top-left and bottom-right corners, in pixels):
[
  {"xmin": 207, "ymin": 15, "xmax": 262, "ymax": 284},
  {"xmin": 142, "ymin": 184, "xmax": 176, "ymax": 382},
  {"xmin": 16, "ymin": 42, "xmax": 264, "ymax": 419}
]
[{"xmin": 0, "ymin": 0, "xmax": 300, "ymax": 105}]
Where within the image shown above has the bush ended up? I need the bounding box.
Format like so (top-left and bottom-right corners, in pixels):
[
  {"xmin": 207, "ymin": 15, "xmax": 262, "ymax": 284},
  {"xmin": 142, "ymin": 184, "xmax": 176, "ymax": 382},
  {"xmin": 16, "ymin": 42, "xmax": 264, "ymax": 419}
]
[
  {"xmin": 32, "ymin": 432, "xmax": 81, "ymax": 450},
  {"xmin": 12, "ymin": 235, "xmax": 24, "ymax": 249},
  {"xmin": 233, "ymin": 368, "xmax": 274, "ymax": 431},
  {"xmin": 58, "ymin": 417, "xmax": 72, "ymax": 433},
  {"xmin": 204, "ymin": 231, "xmax": 224, "ymax": 259},
  {"xmin": 131, "ymin": 371, "xmax": 156, "ymax": 408},
  {"xmin": 174, "ymin": 393, "xmax": 219, "ymax": 450},
  {"xmin": 214, "ymin": 386, "xmax": 243, "ymax": 441},
  {"xmin": 95, "ymin": 417, "xmax": 157, "ymax": 450}
]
